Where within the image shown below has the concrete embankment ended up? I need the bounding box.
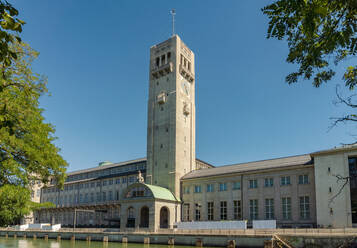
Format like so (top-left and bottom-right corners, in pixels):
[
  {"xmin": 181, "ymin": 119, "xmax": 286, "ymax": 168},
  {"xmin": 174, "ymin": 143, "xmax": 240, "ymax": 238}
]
[{"xmin": 0, "ymin": 228, "xmax": 357, "ymax": 247}]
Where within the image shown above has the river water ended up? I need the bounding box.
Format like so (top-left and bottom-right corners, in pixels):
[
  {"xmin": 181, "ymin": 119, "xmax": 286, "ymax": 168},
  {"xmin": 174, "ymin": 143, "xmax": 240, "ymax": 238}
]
[{"xmin": 0, "ymin": 237, "xmax": 197, "ymax": 248}]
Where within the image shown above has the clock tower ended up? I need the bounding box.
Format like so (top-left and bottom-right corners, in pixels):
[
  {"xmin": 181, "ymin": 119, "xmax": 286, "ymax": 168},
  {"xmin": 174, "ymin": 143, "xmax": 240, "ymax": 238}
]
[{"xmin": 146, "ymin": 35, "xmax": 196, "ymax": 199}]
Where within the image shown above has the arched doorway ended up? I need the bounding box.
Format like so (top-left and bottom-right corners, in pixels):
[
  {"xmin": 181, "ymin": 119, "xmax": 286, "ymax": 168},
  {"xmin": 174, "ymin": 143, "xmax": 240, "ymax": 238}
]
[
  {"xmin": 160, "ymin": 207, "xmax": 169, "ymax": 228},
  {"xmin": 126, "ymin": 207, "xmax": 135, "ymax": 228},
  {"xmin": 140, "ymin": 206, "xmax": 149, "ymax": 228}
]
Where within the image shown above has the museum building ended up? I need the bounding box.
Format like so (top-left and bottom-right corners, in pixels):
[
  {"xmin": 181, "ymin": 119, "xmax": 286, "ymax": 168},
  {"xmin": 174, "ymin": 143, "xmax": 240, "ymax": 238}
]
[{"xmin": 34, "ymin": 35, "xmax": 357, "ymax": 230}]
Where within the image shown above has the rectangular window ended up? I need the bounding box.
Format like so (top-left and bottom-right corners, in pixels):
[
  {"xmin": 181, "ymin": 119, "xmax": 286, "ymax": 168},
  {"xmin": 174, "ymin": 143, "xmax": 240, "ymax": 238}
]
[
  {"xmin": 103, "ymin": 180, "xmax": 107, "ymax": 186},
  {"xmin": 96, "ymin": 192, "xmax": 101, "ymax": 202},
  {"xmin": 249, "ymin": 179, "xmax": 258, "ymax": 189},
  {"xmin": 90, "ymin": 192, "xmax": 94, "ymax": 202},
  {"xmin": 183, "ymin": 186, "xmax": 190, "ymax": 194},
  {"xmin": 194, "ymin": 185, "xmax": 202, "ymax": 193},
  {"xmin": 299, "ymin": 196, "xmax": 310, "ymax": 219},
  {"xmin": 220, "ymin": 201, "xmax": 227, "ymax": 220},
  {"xmin": 265, "ymin": 198, "xmax": 274, "ymax": 219},
  {"xmin": 206, "ymin": 184, "xmax": 214, "ymax": 192},
  {"xmin": 234, "ymin": 200, "xmax": 242, "ymax": 220},
  {"xmin": 167, "ymin": 52, "xmax": 171, "ymax": 60},
  {"xmin": 129, "ymin": 176, "xmax": 135, "ymax": 183},
  {"xmin": 108, "ymin": 191, "xmax": 113, "ymax": 201},
  {"xmin": 109, "ymin": 179, "xmax": 113, "ymax": 185},
  {"xmin": 207, "ymin": 202, "xmax": 214, "ymax": 220},
  {"xmin": 79, "ymin": 194, "xmax": 83, "ymax": 203},
  {"xmin": 161, "ymin": 54, "xmax": 165, "ymax": 65},
  {"xmin": 219, "ymin": 183, "xmax": 227, "ymax": 191},
  {"xmin": 249, "ymin": 199, "xmax": 258, "ymax": 220},
  {"xmin": 102, "ymin": 192, "xmax": 106, "ymax": 201},
  {"xmin": 183, "ymin": 203, "xmax": 190, "ymax": 221},
  {"xmin": 264, "ymin": 178, "xmax": 274, "ymax": 187},
  {"xmin": 96, "ymin": 181, "xmax": 101, "ymax": 187},
  {"xmin": 233, "ymin": 182, "xmax": 241, "ymax": 190},
  {"xmin": 298, "ymin": 175, "xmax": 309, "ymax": 184},
  {"xmin": 84, "ymin": 193, "xmax": 88, "ymax": 203},
  {"xmin": 281, "ymin": 176, "xmax": 291, "ymax": 186},
  {"xmin": 195, "ymin": 204, "xmax": 201, "ymax": 221},
  {"xmin": 123, "ymin": 177, "xmax": 127, "ymax": 183},
  {"xmin": 156, "ymin": 57, "xmax": 160, "ymax": 67},
  {"xmin": 116, "ymin": 191, "xmax": 119, "ymax": 200},
  {"xmin": 115, "ymin": 178, "xmax": 120, "ymax": 184},
  {"xmin": 91, "ymin": 182, "xmax": 95, "ymax": 188},
  {"xmin": 282, "ymin": 197, "xmax": 292, "ymax": 220}
]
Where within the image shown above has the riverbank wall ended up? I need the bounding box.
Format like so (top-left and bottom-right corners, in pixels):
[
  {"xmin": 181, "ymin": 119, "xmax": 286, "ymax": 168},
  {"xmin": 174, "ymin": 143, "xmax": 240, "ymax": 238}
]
[{"xmin": 1, "ymin": 228, "xmax": 357, "ymax": 247}]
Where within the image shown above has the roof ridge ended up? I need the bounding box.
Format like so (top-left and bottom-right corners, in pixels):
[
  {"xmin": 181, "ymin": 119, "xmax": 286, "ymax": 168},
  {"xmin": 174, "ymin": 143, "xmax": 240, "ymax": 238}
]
[
  {"xmin": 67, "ymin": 157, "xmax": 147, "ymax": 175},
  {"xmin": 217, "ymin": 153, "xmax": 310, "ymax": 169}
]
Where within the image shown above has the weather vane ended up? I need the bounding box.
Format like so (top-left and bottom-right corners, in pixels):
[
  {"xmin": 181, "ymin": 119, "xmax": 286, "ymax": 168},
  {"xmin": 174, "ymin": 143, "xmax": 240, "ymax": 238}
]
[{"xmin": 170, "ymin": 9, "xmax": 176, "ymax": 36}]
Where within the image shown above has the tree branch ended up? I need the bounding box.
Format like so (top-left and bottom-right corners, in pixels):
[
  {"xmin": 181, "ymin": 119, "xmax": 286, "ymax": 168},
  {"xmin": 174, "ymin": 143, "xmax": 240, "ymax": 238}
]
[{"xmin": 329, "ymin": 174, "xmax": 350, "ymax": 207}]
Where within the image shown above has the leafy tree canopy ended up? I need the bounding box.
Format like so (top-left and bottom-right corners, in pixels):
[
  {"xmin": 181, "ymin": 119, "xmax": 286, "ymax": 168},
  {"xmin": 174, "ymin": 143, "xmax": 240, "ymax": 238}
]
[
  {"xmin": 0, "ymin": 41, "xmax": 67, "ymax": 191},
  {"xmin": 0, "ymin": 0, "xmax": 25, "ymax": 68},
  {"xmin": 0, "ymin": 1, "xmax": 67, "ymax": 226},
  {"xmin": 262, "ymin": 0, "xmax": 357, "ymax": 89}
]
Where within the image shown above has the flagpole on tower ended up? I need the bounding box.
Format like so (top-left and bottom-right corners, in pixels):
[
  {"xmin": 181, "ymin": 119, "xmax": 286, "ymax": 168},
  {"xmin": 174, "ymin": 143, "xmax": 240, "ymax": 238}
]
[{"xmin": 170, "ymin": 9, "xmax": 176, "ymax": 36}]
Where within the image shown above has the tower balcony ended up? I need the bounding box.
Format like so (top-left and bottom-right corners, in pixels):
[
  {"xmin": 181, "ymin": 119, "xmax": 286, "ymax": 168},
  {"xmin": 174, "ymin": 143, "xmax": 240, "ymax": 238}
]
[
  {"xmin": 179, "ymin": 65, "xmax": 194, "ymax": 83},
  {"xmin": 151, "ymin": 62, "xmax": 173, "ymax": 79}
]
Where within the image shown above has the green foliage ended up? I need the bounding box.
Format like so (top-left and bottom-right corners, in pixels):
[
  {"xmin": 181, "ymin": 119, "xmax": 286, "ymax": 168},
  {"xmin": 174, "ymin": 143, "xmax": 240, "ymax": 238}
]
[
  {"xmin": 0, "ymin": 184, "xmax": 31, "ymax": 226},
  {"xmin": 262, "ymin": 0, "xmax": 357, "ymax": 89},
  {"xmin": 0, "ymin": 2, "xmax": 66, "ymax": 226},
  {"xmin": 0, "ymin": 42, "xmax": 67, "ymax": 226},
  {"xmin": 0, "ymin": 184, "xmax": 54, "ymax": 226},
  {"xmin": 0, "ymin": 42, "xmax": 68, "ymax": 188},
  {"xmin": 0, "ymin": 1, "xmax": 25, "ymax": 68}
]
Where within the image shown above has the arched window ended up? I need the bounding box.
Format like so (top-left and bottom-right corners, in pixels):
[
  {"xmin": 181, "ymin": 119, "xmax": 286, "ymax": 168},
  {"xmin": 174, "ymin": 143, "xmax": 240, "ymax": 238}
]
[
  {"xmin": 126, "ymin": 207, "xmax": 135, "ymax": 228},
  {"xmin": 140, "ymin": 206, "xmax": 149, "ymax": 228},
  {"xmin": 160, "ymin": 207, "xmax": 169, "ymax": 228},
  {"xmin": 126, "ymin": 186, "xmax": 152, "ymax": 198}
]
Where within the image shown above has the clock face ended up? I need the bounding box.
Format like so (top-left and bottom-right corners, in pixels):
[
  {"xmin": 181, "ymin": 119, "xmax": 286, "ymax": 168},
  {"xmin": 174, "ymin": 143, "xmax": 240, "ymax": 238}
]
[{"xmin": 181, "ymin": 79, "xmax": 190, "ymax": 97}]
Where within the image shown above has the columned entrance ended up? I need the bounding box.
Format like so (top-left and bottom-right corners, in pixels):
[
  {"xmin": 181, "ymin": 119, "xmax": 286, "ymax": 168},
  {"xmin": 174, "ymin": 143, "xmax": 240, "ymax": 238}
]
[
  {"xmin": 140, "ymin": 206, "xmax": 149, "ymax": 228},
  {"xmin": 160, "ymin": 207, "xmax": 169, "ymax": 228}
]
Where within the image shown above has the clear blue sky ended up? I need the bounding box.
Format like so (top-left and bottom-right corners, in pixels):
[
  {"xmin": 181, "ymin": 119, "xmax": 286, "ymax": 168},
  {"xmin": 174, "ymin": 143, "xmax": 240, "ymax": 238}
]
[{"xmin": 15, "ymin": 0, "xmax": 355, "ymax": 172}]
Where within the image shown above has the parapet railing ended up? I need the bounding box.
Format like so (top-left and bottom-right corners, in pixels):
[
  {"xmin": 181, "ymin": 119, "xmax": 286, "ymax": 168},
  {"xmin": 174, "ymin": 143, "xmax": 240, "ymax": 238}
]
[{"xmin": 1, "ymin": 227, "xmax": 357, "ymax": 236}]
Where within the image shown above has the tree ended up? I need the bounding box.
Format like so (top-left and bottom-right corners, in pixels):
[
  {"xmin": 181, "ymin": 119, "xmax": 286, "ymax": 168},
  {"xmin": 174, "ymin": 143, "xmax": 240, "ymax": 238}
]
[
  {"xmin": 262, "ymin": 0, "xmax": 357, "ymax": 88},
  {"xmin": 0, "ymin": 1, "xmax": 25, "ymax": 69},
  {"xmin": 0, "ymin": 41, "xmax": 67, "ymax": 225},
  {"xmin": 0, "ymin": 184, "xmax": 33, "ymax": 226},
  {"xmin": 262, "ymin": 1, "xmax": 357, "ymax": 127},
  {"xmin": 262, "ymin": 0, "xmax": 357, "ymax": 203}
]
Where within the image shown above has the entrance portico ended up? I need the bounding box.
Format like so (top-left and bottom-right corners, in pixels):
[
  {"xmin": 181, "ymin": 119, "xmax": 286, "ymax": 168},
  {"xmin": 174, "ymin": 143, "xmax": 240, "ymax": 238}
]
[{"xmin": 120, "ymin": 182, "xmax": 180, "ymax": 231}]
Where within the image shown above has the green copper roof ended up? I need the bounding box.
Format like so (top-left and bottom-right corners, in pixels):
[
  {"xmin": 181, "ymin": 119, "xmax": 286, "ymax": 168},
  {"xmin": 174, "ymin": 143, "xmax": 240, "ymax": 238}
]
[
  {"xmin": 98, "ymin": 161, "xmax": 113, "ymax": 167},
  {"xmin": 144, "ymin": 184, "xmax": 178, "ymax": 202}
]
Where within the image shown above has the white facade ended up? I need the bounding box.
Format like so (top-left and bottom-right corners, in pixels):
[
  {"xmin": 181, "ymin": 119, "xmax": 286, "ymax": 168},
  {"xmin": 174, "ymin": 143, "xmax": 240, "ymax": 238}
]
[{"xmin": 313, "ymin": 147, "xmax": 357, "ymax": 227}]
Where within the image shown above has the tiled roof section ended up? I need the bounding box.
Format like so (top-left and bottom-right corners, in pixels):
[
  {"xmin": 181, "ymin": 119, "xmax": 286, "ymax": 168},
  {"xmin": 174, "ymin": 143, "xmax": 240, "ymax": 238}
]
[
  {"xmin": 182, "ymin": 154, "xmax": 313, "ymax": 180},
  {"xmin": 67, "ymin": 158, "xmax": 147, "ymax": 176}
]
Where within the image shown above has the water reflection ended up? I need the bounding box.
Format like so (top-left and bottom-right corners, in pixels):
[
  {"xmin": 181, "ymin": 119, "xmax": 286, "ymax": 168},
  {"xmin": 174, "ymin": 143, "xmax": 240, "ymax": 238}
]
[{"xmin": 0, "ymin": 238, "xmax": 189, "ymax": 248}]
